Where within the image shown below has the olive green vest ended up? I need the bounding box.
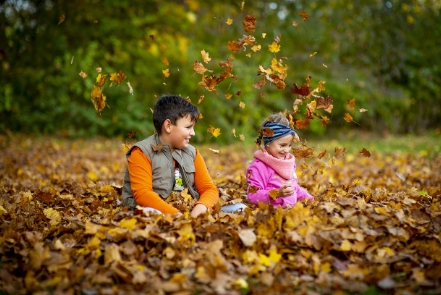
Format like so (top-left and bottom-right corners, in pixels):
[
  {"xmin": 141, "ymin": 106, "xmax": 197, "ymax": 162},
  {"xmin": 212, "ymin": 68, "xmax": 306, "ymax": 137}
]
[{"xmin": 122, "ymin": 134, "xmax": 200, "ymax": 209}]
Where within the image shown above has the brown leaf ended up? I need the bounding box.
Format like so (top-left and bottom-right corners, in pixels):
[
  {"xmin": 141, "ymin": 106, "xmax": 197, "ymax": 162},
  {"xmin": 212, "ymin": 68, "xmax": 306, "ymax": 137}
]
[
  {"xmin": 151, "ymin": 143, "xmax": 164, "ymax": 152},
  {"xmin": 299, "ymin": 10, "xmax": 309, "ymax": 21},
  {"xmin": 58, "ymin": 13, "xmax": 65, "ymax": 25},
  {"xmin": 292, "ymin": 145, "xmax": 314, "ymax": 159},
  {"xmin": 242, "ymin": 14, "xmax": 256, "ymax": 33},
  {"xmin": 360, "ymin": 148, "xmax": 371, "ymax": 157}
]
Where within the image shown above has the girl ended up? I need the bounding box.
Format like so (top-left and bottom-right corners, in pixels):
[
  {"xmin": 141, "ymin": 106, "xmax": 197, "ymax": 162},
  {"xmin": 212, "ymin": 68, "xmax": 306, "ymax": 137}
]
[{"xmin": 246, "ymin": 114, "xmax": 314, "ymax": 207}]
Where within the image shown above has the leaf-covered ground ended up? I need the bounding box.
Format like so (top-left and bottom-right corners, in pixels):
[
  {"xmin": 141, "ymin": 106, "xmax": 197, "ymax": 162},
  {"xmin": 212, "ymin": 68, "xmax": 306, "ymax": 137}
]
[{"xmin": 1, "ymin": 135, "xmax": 440, "ymax": 295}]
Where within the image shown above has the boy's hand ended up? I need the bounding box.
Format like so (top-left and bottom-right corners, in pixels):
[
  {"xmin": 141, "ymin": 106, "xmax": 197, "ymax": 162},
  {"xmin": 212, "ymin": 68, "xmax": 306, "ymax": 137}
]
[
  {"xmin": 278, "ymin": 184, "xmax": 294, "ymax": 197},
  {"xmin": 190, "ymin": 203, "xmax": 208, "ymax": 218}
]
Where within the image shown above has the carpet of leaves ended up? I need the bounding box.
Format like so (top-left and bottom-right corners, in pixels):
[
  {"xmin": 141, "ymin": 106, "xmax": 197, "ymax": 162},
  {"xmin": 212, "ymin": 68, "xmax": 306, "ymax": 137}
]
[{"xmin": 1, "ymin": 136, "xmax": 440, "ymax": 295}]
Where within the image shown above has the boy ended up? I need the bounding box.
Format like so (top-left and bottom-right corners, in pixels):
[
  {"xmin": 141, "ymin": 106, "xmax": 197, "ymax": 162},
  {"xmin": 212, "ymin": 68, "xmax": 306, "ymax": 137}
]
[{"xmin": 122, "ymin": 94, "xmax": 219, "ymax": 218}]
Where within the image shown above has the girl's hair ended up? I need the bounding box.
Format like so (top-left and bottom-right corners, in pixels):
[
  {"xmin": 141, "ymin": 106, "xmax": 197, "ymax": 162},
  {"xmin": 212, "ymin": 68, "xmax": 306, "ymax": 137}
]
[{"xmin": 255, "ymin": 113, "xmax": 290, "ymax": 146}]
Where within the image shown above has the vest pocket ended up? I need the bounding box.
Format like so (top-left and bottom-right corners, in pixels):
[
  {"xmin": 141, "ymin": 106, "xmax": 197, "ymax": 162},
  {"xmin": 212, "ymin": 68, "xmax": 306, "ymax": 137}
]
[{"xmin": 181, "ymin": 164, "xmax": 195, "ymax": 173}]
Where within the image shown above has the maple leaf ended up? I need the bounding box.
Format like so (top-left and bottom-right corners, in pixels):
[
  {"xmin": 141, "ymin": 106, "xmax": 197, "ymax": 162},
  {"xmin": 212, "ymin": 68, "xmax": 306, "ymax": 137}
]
[
  {"xmin": 316, "ymin": 95, "xmax": 334, "ymax": 113},
  {"xmin": 360, "ymin": 148, "xmax": 371, "ymax": 157},
  {"xmin": 253, "ymin": 78, "xmax": 266, "ymax": 89},
  {"xmin": 251, "ymin": 45, "xmax": 261, "ymax": 52},
  {"xmin": 201, "ymin": 50, "xmax": 211, "ymax": 63},
  {"xmin": 299, "ymin": 10, "xmax": 309, "ymax": 21},
  {"xmin": 226, "ymin": 19, "xmax": 233, "ymax": 25},
  {"xmin": 227, "ymin": 40, "xmax": 241, "ymax": 52},
  {"xmin": 109, "ymin": 70, "xmax": 127, "ymax": 86},
  {"xmin": 260, "ymin": 127, "xmax": 274, "ymax": 137},
  {"xmin": 79, "ymin": 71, "xmax": 87, "ymax": 78},
  {"xmin": 295, "ymin": 118, "xmax": 310, "ymax": 129},
  {"xmin": 348, "ymin": 98, "xmax": 356, "ymax": 110},
  {"xmin": 344, "ymin": 113, "xmax": 353, "ymax": 122},
  {"xmin": 269, "ymin": 189, "xmax": 279, "ymax": 200},
  {"xmin": 292, "ymin": 145, "xmax": 314, "ymax": 159},
  {"xmin": 151, "ymin": 143, "xmax": 164, "ymax": 152},
  {"xmin": 271, "ymin": 58, "xmax": 288, "ymax": 74},
  {"xmin": 268, "ymin": 42, "xmax": 281, "ymax": 53},
  {"xmin": 270, "ymin": 74, "xmax": 286, "ymax": 90},
  {"xmin": 207, "ymin": 126, "xmax": 221, "ymax": 137},
  {"xmin": 96, "ymin": 74, "xmax": 108, "ymax": 88},
  {"xmin": 291, "ymin": 83, "xmax": 311, "ymax": 97},
  {"xmin": 162, "ymin": 69, "xmax": 170, "ymax": 78},
  {"xmin": 306, "ymin": 100, "xmax": 317, "ymax": 119},
  {"xmin": 58, "ymin": 13, "xmax": 65, "ymax": 25},
  {"xmin": 242, "ymin": 14, "xmax": 256, "ymax": 33},
  {"xmin": 198, "ymin": 75, "xmax": 218, "ymax": 94},
  {"xmin": 334, "ymin": 146, "xmax": 346, "ymax": 158},
  {"xmin": 90, "ymin": 85, "xmax": 106, "ymax": 112},
  {"xmin": 193, "ymin": 61, "xmax": 211, "ymax": 75}
]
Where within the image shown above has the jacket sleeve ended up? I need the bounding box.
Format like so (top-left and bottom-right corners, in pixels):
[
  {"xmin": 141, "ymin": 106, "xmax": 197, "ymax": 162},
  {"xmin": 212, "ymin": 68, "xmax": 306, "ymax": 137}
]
[
  {"xmin": 127, "ymin": 148, "xmax": 179, "ymax": 215},
  {"xmin": 194, "ymin": 149, "xmax": 219, "ymax": 209},
  {"xmin": 246, "ymin": 161, "xmax": 272, "ymax": 204}
]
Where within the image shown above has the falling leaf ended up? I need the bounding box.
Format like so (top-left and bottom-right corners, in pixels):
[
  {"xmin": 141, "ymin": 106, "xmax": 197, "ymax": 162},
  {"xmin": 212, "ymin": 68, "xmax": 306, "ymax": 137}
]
[
  {"xmin": 109, "ymin": 70, "xmax": 127, "ymax": 86},
  {"xmin": 253, "ymin": 78, "xmax": 266, "ymax": 89},
  {"xmin": 344, "ymin": 113, "xmax": 353, "ymax": 123},
  {"xmin": 198, "ymin": 95, "xmax": 204, "ymax": 104},
  {"xmin": 225, "ymin": 94, "xmax": 232, "ymax": 100},
  {"xmin": 151, "ymin": 143, "xmax": 164, "ymax": 152},
  {"xmin": 122, "ymin": 141, "xmax": 132, "ymax": 152},
  {"xmin": 299, "ymin": 10, "xmax": 309, "ymax": 21},
  {"xmin": 310, "ymin": 52, "xmax": 317, "ymax": 57},
  {"xmin": 198, "ymin": 113, "xmax": 203, "ymax": 119},
  {"xmin": 292, "ymin": 145, "xmax": 314, "ymax": 159},
  {"xmin": 94, "ymin": 20, "xmax": 98, "ymax": 24},
  {"xmin": 127, "ymin": 81, "xmax": 134, "ymax": 95},
  {"xmin": 236, "ymin": 91, "xmax": 241, "ymax": 96},
  {"xmin": 90, "ymin": 85, "xmax": 106, "ymax": 112},
  {"xmin": 268, "ymin": 42, "xmax": 281, "ymax": 53},
  {"xmin": 239, "ymin": 134, "xmax": 245, "ymax": 141},
  {"xmin": 316, "ymin": 95, "xmax": 333, "ymax": 113},
  {"xmin": 359, "ymin": 108, "xmax": 368, "ymax": 113},
  {"xmin": 193, "ymin": 61, "xmax": 210, "ymax": 75},
  {"xmin": 79, "ymin": 71, "xmax": 87, "ymax": 78},
  {"xmin": 323, "ymin": 63, "xmax": 328, "ymax": 68},
  {"xmin": 207, "ymin": 126, "xmax": 221, "ymax": 137},
  {"xmin": 241, "ymin": 1, "xmax": 245, "ymax": 10},
  {"xmin": 239, "ymin": 102, "xmax": 245, "ymax": 109},
  {"xmin": 209, "ymin": 148, "xmax": 220, "ymax": 154},
  {"xmin": 292, "ymin": 22, "xmax": 298, "ymax": 26},
  {"xmin": 71, "ymin": 56, "xmax": 74, "ymax": 64},
  {"xmin": 58, "ymin": 13, "xmax": 65, "ymax": 25},
  {"xmin": 127, "ymin": 131, "xmax": 137, "ymax": 138},
  {"xmin": 162, "ymin": 57, "xmax": 169, "ymax": 66},
  {"xmin": 291, "ymin": 83, "xmax": 311, "ymax": 97},
  {"xmin": 242, "ymin": 14, "xmax": 256, "ymax": 33},
  {"xmin": 201, "ymin": 50, "xmax": 211, "ymax": 63},
  {"xmin": 360, "ymin": 148, "xmax": 371, "ymax": 157},
  {"xmin": 317, "ymin": 150, "xmax": 327, "ymax": 159},
  {"xmin": 149, "ymin": 35, "xmax": 154, "ymax": 40},
  {"xmin": 231, "ymin": 129, "xmax": 237, "ymax": 137},
  {"xmin": 251, "ymin": 45, "xmax": 261, "ymax": 52},
  {"xmin": 96, "ymin": 67, "xmax": 102, "ymax": 73},
  {"xmin": 334, "ymin": 146, "xmax": 346, "ymax": 158},
  {"xmin": 227, "ymin": 40, "xmax": 241, "ymax": 52},
  {"xmin": 295, "ymin": 118, "xmax": 310, "ymax": 129},
  {"xmin": 226, "ymin": 19, "xmax": 233, "ymax": 25},
  {"xmin": 260, "ymin": 127, "xmax": 274, "ymax": 137},
  {"xmin": 162, "ymin": 69, "xmax": 170, "ymax": 78},
  {"xmin": 347, "ymin": 98, "xmax": 355, "ymax": 110}
]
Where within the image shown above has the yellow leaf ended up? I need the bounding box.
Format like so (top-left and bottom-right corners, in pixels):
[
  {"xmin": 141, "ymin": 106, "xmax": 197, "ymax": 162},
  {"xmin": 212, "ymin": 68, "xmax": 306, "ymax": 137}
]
[
  {"xmin": 310, "ymin": 51, "xmax": 317, "ymax": 57},
  {"xmin": 209, "ymin": 148, "xmax": 220, "ymax": 154},
  {"xmin": 320, "ymin": 262, "xmax": 331, "ymax": 273},
  {"xmin": 181, "ymin": 188, "xmax": 192, "ymax": 203},
  {"xmin": 271, "ymin": 58, "xmax": 288, "ymax": 74},
  {"xmin": 225, "ymin": 93, "xmax": 232, "ymax": 99},
  {"xmin": 178, "ymin": 223, "xmax": 195, "ymax": 244},
  {"xmin": 43, "ymin": 208, "xmax": 61, "ymax": 226},
  {"xmin": 340, "ymin": 239, "xmax": 352, "ymax": 251},
  {"xmin": 87, "ymin": 171, "xmax": 98, "ymax": 181},
  {"xmin": 239, "ymin": 101, "xmax": 245, "ymax": 108},
  {"xmin": 251, "ymin": 45, "xmax": 261, "ymax": 52},
  {"xmin": 119, "ymin": 218, "xmax": 137, "ymax": 230},
  {"xmin": 162, "ymin": 57, "xmax": 169, "ymax": 66},
  {"xmin": 268, "ymin": 41, "xmax": 280, "ymax": 53},
  {"xmin": 79, "ymin": 71, "xmax": 87, "ymax": 78},
  {"xmin": 110, "ymin": 72, "xmax": 118, "ymax": 81},
  {"xmin": 96, "ymin": 73, "xmax": 102, "ymax": 83},
  {"xmin": 201, "ymin": 49, "xmax": 211, "ymax": 63},
  {"xmin": 226, "ymin": 18, "xmax": 233, "ymax": 25},
  {"xmin": 162, "ymin": 69, "xmax": 170, "ymax": 78},
  {"xmin": 262, "ymin": 33, "xmax": 266, "ymax": 38},
  {"xmin": 0, "ymin": 205, "xmax": 7, "ymax": 216}
]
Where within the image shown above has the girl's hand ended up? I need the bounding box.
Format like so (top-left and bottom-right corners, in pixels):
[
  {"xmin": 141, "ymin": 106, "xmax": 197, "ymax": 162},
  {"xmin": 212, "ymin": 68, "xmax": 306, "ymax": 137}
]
[
  {"xmin": 190, "ymin": 203, "xmax": 208, "ymax": 218},
  {"xmin": 278, "ymin": 184, "xmax": 294, "ymax": 197}
]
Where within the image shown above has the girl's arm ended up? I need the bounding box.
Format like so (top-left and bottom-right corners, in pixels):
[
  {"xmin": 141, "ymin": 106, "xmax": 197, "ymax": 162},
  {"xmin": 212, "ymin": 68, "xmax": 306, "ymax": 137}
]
[
  {"xmin": 246, "ymin": 162, "xmax": 272, "ymax": 204},
  {"xmin": 293, "ymin": 178, "xmax": 314, "ymax": 200}
]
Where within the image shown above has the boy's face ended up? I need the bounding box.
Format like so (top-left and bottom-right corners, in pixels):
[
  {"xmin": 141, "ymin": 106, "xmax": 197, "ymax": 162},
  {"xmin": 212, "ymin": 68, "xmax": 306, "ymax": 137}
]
[
  {"xmin": 265, "ymin": 134, "xmax": 294, "ymax": 159},
  {"xmin": 169, "ymin": 115, "xmax": 196, "ymax": 150}
]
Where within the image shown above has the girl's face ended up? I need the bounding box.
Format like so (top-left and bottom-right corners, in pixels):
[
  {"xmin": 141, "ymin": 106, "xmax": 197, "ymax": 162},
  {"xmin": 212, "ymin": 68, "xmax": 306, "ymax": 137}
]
[{"xmin": 265, "ymin": 134, "xmax": 294, "ymax": 159}]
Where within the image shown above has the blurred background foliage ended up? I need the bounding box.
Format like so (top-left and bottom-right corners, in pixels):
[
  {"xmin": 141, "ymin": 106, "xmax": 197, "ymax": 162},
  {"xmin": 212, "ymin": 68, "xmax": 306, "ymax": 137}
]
[{"xmin": 1, "ymin": 0, "xmax": 440, "ymax": 144}]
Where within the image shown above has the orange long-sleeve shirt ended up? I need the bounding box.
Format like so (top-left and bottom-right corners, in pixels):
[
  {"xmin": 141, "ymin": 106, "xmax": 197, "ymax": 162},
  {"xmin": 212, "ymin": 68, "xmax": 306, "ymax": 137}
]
[{"xmin": 127, "ymin": 147, "xmax": 219, "ymax": 215}]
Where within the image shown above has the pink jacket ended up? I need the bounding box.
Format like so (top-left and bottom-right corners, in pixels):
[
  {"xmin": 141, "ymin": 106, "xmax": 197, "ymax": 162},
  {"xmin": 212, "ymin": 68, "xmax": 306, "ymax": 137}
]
[{"xmin": 246, "ymin": 149, "xmax": 314, "ymax": 207}]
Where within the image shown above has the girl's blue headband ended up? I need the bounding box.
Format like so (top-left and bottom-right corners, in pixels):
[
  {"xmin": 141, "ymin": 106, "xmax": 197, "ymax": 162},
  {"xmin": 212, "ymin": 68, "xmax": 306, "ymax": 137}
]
[{"xmin": 262, "ymin": 121, "xmax": 296, "ymax": 146}]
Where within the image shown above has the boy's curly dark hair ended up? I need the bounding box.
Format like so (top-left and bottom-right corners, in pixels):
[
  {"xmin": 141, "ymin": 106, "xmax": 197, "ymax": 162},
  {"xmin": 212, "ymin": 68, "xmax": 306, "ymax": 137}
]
[{"xmin": 153, "ymin": 95, "xmax": 200, "ymax": 134}]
